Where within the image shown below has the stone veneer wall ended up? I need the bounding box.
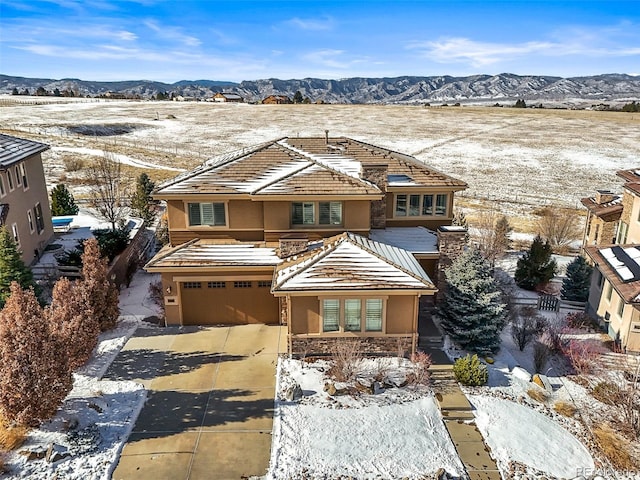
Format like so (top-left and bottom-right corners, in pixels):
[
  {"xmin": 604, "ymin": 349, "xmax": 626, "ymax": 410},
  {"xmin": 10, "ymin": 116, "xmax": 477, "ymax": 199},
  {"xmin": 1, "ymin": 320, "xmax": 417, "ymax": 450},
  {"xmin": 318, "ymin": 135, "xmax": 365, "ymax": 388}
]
[
  {"xmin": 361, "ymin": 164, "xmax": 388, "ymax": 229},
  {"xmin": 436, "ymin": 227, "xmax": 468, "ymax": 303},
  {"xmin": 291, "ymin": 335, "xmax": 415, "ymax": 356},
  {"xmin": 279, "ymin": 238, "xmax": 308, "ymax": 258}
]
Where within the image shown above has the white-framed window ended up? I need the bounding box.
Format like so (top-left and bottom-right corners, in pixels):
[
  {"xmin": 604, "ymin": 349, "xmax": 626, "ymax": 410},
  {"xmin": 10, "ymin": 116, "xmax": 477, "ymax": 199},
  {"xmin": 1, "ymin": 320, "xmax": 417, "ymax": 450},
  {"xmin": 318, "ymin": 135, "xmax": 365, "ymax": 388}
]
[
  {"xmin": 291, "ymin": 201, "xmax": 342, "ymax": 226},
  {"xmin": 7, "ymin": 169, "xmax": 14, "ymax": 191},
  {"xmin": 606, "ymin": 283, "xmax": 613, "ymax": 302},
  {"xmin": 321, "ymin": 298, "xmax": 385, "ymax": 333},
  {"xmin": 34, "ymin": 203, "xmax": 44, "ymax": 234},
  {"xmin": 20, "ymin": 164, "xmax": 28, "ymax": 189},
  {"xmin": 0, "ymin": 175, "xmax": 5, "ymax": 197},
  {"xmin": 616, "ymin": 221, "xmax": 628, "ymax": 244},
  {"xmin": 395, "ymin": 193, "xmax": 448, "ymax": 217},
  {"xmin": 15, "ymin": 166, "xmax": 21, "ymax": 186},
  {"xmin": 617, "ymin": 300, "xmax": 625, "ymax": 318},
  {"xmin": 11, "ymin": 223, "xmax": 19, "ymax": 245},
  {"xmin": 27, "ymin": 210, "xmax": 34, "ymax": 233},
  {"xmin": 187, "ymin": 202, "xmax": 226, "ymax": 226}
]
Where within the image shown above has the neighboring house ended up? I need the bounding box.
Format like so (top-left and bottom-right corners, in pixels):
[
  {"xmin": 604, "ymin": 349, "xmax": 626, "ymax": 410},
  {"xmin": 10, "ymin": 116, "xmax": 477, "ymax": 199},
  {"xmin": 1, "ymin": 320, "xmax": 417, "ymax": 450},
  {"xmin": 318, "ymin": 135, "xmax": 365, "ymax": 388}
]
[
  {"xmin": 582, "ymin": 169, "xmax": 640, "ymax": 352},
  {"xmin": 213, "ymin": 92, "xmax": 243, "ymax": 103},
  {"xmin": 262, "ymin": 95, "xmax": 292, "ymax": 104},
  {"xmin": 145, "ymin": 136, "xmax": 467, "ymax": 354},
  {"xmin": 0, "ymin": 134, "xmax": 54, "ymax": 265}
]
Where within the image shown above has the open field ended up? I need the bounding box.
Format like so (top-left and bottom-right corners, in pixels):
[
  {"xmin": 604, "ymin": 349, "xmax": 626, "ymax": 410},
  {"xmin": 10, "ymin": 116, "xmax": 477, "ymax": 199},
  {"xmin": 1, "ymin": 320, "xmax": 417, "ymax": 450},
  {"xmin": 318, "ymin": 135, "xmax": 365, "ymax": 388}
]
[{"xmin": 1, "ymin": 98, "xmax": 639, "ymax": 232}]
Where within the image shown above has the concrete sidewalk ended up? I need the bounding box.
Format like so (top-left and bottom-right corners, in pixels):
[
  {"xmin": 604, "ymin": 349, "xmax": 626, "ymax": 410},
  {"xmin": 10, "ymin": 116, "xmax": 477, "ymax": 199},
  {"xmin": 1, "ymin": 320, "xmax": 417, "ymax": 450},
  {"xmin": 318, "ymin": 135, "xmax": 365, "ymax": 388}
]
[{"xmin": 109, "ymin": 323, "xmax": 287, "ymax": 480}]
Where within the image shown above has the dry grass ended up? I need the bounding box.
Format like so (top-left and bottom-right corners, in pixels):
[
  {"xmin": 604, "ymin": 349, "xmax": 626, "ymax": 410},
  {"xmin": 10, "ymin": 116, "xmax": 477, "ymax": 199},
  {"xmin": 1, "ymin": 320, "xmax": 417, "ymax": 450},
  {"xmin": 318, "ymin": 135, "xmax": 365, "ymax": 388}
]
[
  {"xmin": 593, "ymin": 425, "xmax": 638, "ymax": 470},
  {"xmin": 0, "ymin": 423, "xmax": 27, "ymax": 451},
  {"xmin": 553, "ymin": 401, "xmax": 577, "ymax": 417},
  {"xmin": 527, "ymin": 387, "xmax": 549, "ymax": 403}
]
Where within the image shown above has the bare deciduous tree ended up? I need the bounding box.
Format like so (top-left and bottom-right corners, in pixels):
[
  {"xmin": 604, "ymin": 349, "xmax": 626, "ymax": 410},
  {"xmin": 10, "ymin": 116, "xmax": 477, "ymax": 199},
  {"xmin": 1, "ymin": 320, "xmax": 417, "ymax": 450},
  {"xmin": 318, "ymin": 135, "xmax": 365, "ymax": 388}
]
[
  {"xmin": 87, "ymin": 151, "xmax": 128, "ymax": 230},
  {"xmin": 535, "ymin": 207, "xmax": 582, "ymax": 253},
  {"xmin": 473, "ymin": 210, "xmax": 512, "ymax": 267}
]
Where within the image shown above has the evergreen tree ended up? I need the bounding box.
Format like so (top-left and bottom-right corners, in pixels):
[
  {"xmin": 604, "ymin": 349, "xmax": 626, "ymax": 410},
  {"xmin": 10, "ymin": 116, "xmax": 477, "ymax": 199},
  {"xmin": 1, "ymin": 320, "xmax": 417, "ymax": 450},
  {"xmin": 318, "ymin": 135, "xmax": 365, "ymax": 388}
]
[
  {"xmin": 514, "ymin": 235, "xmax": 557, "ymax": 290},
  {"xmin": 0, "ymin": 283, "xmax": 72, "ymax": 426},
  {"xmin": 514, "ymin": 99, "xmax": 527, "ymax": 108},
  {"xmin": 11, "ymin": 87, "xmax": 19, "ymax": 96},
  {"xmin": 50, "ymin": 183, "xmax": 79, "ymax": 216},
  {"xmin": 493, "ymin": 215, "xmax": 512, "ymax": 257},
  {"xmin": 293, "ymin": 90, "xmax": 303, "ymax": 104},
  {"xmin": 48, "ymin": 277, "xmax": 100, "ymax": 370},
  {"xmin": 561, "ymin": 256, "xmax": 593, "ymax": 301},
  {"xmin": 78, "ymin": 238, "xmax": 119, "ymax": 331},
  {"xmin": 0, "ymin": 227, "xmax": 35, "ymax": 308},
  {"xmin": 53, "ymin": 88, "xmax": 61, "ymax": 97},
  {"xmin": 130, "ymin": 173, "xmax": 156, "ymax": 224},
  {"xmin": 452, "ymin": 209, "xmax": 469, "ymax": 229},
  {"xmin": 438, "ymin": 247, "xmax": 507, "ymax": 355}
]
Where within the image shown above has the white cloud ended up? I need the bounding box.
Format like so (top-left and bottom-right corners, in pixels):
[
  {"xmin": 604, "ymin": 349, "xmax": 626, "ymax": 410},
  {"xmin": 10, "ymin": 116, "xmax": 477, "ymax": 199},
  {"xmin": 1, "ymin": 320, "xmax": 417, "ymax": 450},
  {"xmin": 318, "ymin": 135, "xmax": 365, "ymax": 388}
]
[
  {"xmin": 284, "ymin": 17, "xmax": 333, "ymax": 31},
  {"xmin": 143, "ymin": 19, "xmax": 201, "ymax": 47}
]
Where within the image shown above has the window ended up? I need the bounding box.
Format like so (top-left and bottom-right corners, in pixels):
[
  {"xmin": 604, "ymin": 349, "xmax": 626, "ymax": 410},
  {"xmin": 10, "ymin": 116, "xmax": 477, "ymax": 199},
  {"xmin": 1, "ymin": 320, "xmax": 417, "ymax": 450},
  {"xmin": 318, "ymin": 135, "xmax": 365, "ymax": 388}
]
[
  {"xmin": 617, "ymin": 300, "xmax": 625, "ymax": 318},
  {"xmin": 436, "ymin": 194, "xmax": 448, "ymax": 216},
  {"xmin": 319, "ymin": 202, "xmax": 342, "ymax": 225},
  {"xmin": 188, "ymin": 202, "xmax": 226, "ymax": 226},
  {"xmin": 395, "ymin": 194, "xmax": 407, "ymax": 216},
  {"xmin": 365, "ymin": 299, "xmax": 383, "ymax": 332},
  {"xmin": 322, "ymin": 299, "xmax": 340, "ymax": 332},
  {"xmin": 0, "ymin": 175, "xmax": 4, "ymax": 196},
  {"xmin": 606, "ymin": 283, "xmax": 613, "ymax": 301},
  {"xmin": 321, "ymin": 298, "xmax": 385, "ymax": 333},
  {"xmin": 207, "ymin": 281, "xmax": 225, "ymax": 289},
  {"xmin": 344, "ymin": 299, "xmax": 362, "ymax": 331},
  {"xmin": 11, "ymin": 223, "xmax": 19, "ymax": 245},
  {"xmin": 7, "ymin": 170, "xmax": 13, "ymax": 190},
  {"xmin": 234, "ymin": 281, "xmax": 252, "ymax": 288},
  {"xmin": 27, "ymin": 210, "xmax": 34, "ymax": 233},
  {"xmin": 20, "ymin": 164, "xmax": 28, "ymax": 189},
  {"xmin": 15, "ymin": 167, "xmax": 21, "ymax": 186},
  {"xmin": 292, "ymin": 202, "xmax": 342, "ymax": 226},
  {"xmin": 34, "ymin": 203, "xmax": 44, "ymax": 234},
  {"xmin": 597, "ymin": 270, "xmax": 604, "ymax": 288},
  {"xmin": 258, "ymin": 280, "xmax": 272, "ymax": 288},
  {"xmin": 593, "ymin": 224, "xmax": 600, "ymax": 244},
  {"xmin": 395, "ymin": 193, "xmax": 448, "ymax": 217},
  {"xmin": 422, "ymin": 194, "xmax": 433, "ymax": 215},
  {"xmin": 183, "ymin": 282, "xmax": 201, "ymax": 289},
  {"xmin": 616, "ymin": 221, "xmax": 628, "ymax": 244}
]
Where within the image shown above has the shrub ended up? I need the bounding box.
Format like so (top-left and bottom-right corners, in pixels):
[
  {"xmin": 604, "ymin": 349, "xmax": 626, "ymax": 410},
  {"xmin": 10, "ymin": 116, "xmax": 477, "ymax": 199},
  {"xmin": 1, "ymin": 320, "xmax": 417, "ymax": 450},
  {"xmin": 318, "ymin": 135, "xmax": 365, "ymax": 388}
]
[
  {"xmin": 593, "ymin": 425, "xmax": 637, "ymax": 470},
  {"xmin": 553, "ymin": 401, "xmax": 577, "ymax": 417},
  {"xmin": 148, "ymin": 281, "xmax": 166, "ymax": 321},
  {"xmin": 328, "ymin": 339, "xmax": 363, "ymax": 383},
  {"xmin": 565, "ymin": 312, "xmax": 596, "ymax": 330},
  {"xmin": 453, "ymin": 354, "xmax": 488, "ymax": 386},
  {"xmin": 93, "ymin": 226, "xmax": 130, "ymax": 262},
  {"xmin": 591, "ymin": 381, "xmax": 622, "ymax": 406},
  {"xmin": 527, "ymin": 388, "xmax": 548, "ymax": 403},
  {"xmin": 408, "ymin": 351, "xmax": 432, "ymax": 387},
  {"xmin": 0, "ymin": 283, "xmax": 72, "ymax": 426},
  {"xmin": 63, "ymin": 156, "xmax": 84, "ymax": 172},
  {"xmin": 532, "ymin": 341, "xmax": 551, "ymax": 373},
  {"xmin": 563, "ymin": 339, "xmax": 605, "ymax": 375},
  {"xmin": 511, "ymin": 306, "xmax": 546, "ymax": 351},
  {"xmin": 0, "ymin": 414, "xmax": 27, "ymax": 450}
]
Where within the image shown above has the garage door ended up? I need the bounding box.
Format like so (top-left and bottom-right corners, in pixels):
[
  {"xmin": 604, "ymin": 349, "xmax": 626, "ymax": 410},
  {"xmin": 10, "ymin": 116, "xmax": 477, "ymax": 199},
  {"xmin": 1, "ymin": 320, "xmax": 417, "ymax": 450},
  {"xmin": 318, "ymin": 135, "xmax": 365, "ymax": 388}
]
[{"xmin": 180, "ymin": 280, "xmax": 279, "ymax": 325}]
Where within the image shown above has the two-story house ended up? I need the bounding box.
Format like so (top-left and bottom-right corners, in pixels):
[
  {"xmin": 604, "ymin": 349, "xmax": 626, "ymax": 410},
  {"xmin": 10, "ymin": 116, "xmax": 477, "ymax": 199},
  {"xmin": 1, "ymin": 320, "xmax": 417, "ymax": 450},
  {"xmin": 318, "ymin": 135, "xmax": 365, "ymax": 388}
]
[
  {"xmin": 582, "ymin": 169, "xmax": 640, "ymax": 352},
  {"xmin": 0, "ymin": 134, "xmax": 54, "ymax": 265},
  {"xmin": 145, "ymin": 136, "xmax": 467, "ymax": 354}
]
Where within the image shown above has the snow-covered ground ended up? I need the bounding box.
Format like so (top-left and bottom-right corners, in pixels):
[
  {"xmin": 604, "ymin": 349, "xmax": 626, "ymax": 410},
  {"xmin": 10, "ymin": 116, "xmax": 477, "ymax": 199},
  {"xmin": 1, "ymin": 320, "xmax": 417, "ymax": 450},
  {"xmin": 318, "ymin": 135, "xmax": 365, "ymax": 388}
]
[
  {"xmin": 267, "ymin": 358, "xmax": 465, "ymax": 479},
  {"xmin": 2, "ymin": 270, "xmax": 159, "ymax": 479}
]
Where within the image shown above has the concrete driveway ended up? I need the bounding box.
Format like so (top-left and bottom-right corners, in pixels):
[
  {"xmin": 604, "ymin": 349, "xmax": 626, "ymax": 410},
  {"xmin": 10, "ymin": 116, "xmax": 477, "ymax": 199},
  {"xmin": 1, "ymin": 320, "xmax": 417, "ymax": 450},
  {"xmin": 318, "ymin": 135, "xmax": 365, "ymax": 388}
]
[{"xmin": 108, "ymin": 323, "xmax": 286, "ymax": 480}]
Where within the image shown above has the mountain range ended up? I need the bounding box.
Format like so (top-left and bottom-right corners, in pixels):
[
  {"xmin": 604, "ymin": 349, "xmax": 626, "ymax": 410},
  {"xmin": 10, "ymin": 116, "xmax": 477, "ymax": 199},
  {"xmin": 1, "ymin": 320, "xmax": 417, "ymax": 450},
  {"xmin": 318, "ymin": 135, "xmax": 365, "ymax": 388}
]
[{"xmin": 1, "ymin": 73, "xmax": 639, "ymax": 105}]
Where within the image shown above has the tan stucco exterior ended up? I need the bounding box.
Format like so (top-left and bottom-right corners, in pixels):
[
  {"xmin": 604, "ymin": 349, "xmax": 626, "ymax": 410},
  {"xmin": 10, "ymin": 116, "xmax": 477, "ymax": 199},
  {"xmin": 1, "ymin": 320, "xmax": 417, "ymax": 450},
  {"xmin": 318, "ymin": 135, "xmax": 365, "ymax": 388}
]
[
  {"xmin": 593, "ymin": 278, "xmax": 640, "ymax": 352},
  {"xmin": 0, "ymin": 154, "xmax": 54, "ymax": 265}
]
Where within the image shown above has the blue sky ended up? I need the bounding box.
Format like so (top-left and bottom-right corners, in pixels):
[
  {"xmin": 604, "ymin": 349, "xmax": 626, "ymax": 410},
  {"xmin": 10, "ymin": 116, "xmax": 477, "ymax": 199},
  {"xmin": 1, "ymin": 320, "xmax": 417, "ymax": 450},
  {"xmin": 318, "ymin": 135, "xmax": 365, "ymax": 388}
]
[{"xmin": 1, "ymin": 0, "xmax": 639, "ymax": 83}]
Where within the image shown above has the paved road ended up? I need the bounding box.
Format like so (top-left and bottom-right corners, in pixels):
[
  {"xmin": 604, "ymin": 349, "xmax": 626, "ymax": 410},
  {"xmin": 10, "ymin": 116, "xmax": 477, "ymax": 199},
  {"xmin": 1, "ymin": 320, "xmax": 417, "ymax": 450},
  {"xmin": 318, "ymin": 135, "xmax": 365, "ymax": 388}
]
[{"xmin": 108, "ymin": 323, "xmax": 287, "ymax": 480}]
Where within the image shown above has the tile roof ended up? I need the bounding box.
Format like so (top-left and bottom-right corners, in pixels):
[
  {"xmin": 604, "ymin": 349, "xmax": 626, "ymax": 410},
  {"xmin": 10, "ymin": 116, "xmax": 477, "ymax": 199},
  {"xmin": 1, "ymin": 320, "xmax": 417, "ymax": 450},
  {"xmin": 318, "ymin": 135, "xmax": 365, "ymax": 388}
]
[
  {"xmin": 272, "ymin": 232, "xmax": 435, "ymax": 292},
  {"xmin": 616, "ymin": 169, "xmax": 640, "ymax": 197},
  {"xmin": 0, "ymin": 134, "xmax": 49, "ymax": 168},
  {"xmin": 585, "ymin": 245, "xmax": 640, "ymax": 303},
  {"xmin": 155, "ymin": 139, "xmax": 381, "ymax": 197},
  {"xmin": 154, "ymin": 136, "xmax": 466, "ymax": 198},
  {"xmin": 145, "ymin": 239, "xmax": 282, "ymax": 270}
]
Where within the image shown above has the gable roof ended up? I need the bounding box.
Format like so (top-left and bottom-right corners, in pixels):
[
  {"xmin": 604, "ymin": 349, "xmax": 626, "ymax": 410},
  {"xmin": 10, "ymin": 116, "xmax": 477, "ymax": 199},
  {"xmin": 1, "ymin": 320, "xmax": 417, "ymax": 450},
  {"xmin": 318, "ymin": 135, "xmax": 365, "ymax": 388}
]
[
  {"xmin": 272, "ymin": 232, "xmax": 436, "ymax": 292},
  {"xmin": 0, "ymin": 134, "xmax": 49, "ymax": 168},
  {"xmin": 154, "ymin": 139, "xmax": 381, "ymax": 198}
]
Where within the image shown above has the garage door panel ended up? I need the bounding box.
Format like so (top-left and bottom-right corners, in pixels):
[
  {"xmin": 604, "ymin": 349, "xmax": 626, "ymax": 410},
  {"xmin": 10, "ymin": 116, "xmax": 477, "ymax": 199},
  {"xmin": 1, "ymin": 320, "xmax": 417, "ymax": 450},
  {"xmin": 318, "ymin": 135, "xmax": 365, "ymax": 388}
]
[{"xmin": 180, "ymin": 282, "xmax": 279, "ymax": 325}]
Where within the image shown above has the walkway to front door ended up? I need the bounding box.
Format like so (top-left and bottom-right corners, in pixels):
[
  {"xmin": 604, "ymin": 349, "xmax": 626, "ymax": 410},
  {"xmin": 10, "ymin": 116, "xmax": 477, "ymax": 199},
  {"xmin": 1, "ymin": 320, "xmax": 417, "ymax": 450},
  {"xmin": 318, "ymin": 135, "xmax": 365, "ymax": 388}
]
[{"xmin": 108, "ymin": 323, "xmax": 287, "ymax": 480}]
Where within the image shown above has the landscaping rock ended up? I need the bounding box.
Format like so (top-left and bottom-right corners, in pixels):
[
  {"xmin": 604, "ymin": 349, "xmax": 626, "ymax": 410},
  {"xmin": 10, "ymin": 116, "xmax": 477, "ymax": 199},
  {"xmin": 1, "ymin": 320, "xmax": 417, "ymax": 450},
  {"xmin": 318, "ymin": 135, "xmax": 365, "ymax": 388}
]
[
  {"xmin": 511, "ymin": 366, "xmax": 531, "ymax": 382},
  {"xmin": 283, "ymin": 381, "xmax": 303, "ymax": 401},
  {"xmin": 46, "ymin": 443, "xmax": 71, "ymax": 463},
  {"xmin": 324, "ymin": 382, "xmax": 337, "ymax": 396},
  {"xmin": 19, "ymin": 447, "xmax": 47, "ymax": 461}
]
